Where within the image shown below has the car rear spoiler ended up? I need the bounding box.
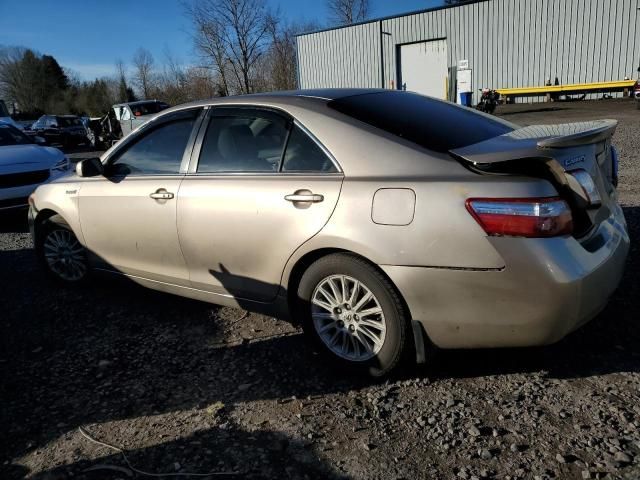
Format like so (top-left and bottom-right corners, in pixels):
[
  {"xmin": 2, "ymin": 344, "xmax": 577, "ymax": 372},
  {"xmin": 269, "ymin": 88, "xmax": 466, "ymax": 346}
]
[{"xmin": 450, "ymin": 119, "xmax": 618, "ymax": 165}]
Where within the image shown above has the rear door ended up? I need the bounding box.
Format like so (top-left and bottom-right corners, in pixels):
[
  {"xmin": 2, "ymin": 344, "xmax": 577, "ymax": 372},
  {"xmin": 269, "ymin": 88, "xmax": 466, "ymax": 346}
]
[{"xmin": 177, "ymin": 107, "xmax": 343, "ymax": 302}]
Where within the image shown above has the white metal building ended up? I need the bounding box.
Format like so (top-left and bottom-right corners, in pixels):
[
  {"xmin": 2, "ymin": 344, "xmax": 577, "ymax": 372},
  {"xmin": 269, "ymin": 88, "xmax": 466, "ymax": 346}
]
[{"xmin": 296, "ymin": 0, "xmax": 640, "ymax": 102}]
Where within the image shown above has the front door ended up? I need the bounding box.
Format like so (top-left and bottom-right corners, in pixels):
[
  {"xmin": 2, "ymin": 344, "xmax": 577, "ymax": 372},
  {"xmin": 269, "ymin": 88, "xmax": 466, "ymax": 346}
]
[
  {"xmin": 399, "ymin": 39, "xmax": 448, "ymax": 99},
  {"xmin": 78, "ymin": 108, "xmax": 202, "ymax": 286},
  {"xmin": 177, "ymin": 108, "xmax": 343, "ymax": 302}
]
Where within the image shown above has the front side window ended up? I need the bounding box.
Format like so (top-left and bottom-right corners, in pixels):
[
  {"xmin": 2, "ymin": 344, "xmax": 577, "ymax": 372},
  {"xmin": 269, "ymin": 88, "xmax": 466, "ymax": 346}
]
[
  {"xmin": 109, "ymin": 109, "xmax": 199, "ymax": 175},
  {"xmin": 197, "ymin": 110, "xmax": 289, "ymax": 173},
  {"xmin": 282, "ymin": 125, "xmax": 337, "ymax": 173}
]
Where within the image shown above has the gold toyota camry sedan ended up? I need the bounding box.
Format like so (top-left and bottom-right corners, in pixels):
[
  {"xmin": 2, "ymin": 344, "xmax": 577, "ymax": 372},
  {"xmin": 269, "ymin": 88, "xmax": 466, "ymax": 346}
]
[{"xmin": 28, "ymin": 90, "xmax": 629, "ymax": 376}]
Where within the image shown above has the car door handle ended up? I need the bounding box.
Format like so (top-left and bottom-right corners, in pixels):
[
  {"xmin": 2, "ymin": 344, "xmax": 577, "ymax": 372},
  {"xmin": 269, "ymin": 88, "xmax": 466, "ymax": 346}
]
[
  {"xmin": 285, "ymin": 193, "xmax": 324, "ymax": 203},
  {"xmin": 150, "ymin": 189, "xmax": 174, "ymax": 200}
]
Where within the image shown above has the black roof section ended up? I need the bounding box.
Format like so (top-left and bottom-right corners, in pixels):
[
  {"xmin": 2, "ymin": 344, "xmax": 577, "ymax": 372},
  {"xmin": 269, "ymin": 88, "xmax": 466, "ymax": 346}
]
[
  {"xmin": 258, "ymin": 88, "xmax": 387, "ymax": 100},
  {"xmin": 296, "ymin": 0, "xmax": 490, "ymax": 37}
]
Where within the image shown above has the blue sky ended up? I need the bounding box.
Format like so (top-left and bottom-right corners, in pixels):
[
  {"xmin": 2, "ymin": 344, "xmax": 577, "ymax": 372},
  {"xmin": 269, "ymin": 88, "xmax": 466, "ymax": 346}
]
[{"xmin": 0, "ymin": 0, "xmax": 443, "ymax": 81}]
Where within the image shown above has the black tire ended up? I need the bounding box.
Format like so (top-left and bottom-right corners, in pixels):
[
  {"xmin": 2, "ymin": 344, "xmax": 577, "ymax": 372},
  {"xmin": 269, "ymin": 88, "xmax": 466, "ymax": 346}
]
[
  {"xmin": 296, "ymin": 253, "xmax": 410, "ymax": 377},
  {"xmin": 36, "ymin": 215, "xmax": 89, "ymax": 284}
]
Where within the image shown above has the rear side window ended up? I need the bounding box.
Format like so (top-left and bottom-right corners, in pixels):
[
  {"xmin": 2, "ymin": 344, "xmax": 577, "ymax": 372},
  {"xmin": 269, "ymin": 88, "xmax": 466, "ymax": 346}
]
[
  {"xmin": 329, "ymin": 91, "xmax": 515, "ymax": 153},
  {"xmin": 282, "ymin": 125, "xmax": 337, "ymax": 173}
]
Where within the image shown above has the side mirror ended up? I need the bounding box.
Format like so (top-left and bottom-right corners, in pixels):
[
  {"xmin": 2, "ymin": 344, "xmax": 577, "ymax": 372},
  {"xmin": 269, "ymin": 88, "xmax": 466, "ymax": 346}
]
[
  {"xmin": 76, "ymin": 157, "xmax": 104, "ymax": 177},
  {"xmin": 33, "ymin": 135, "xmax": 46, "ymax": 145}
]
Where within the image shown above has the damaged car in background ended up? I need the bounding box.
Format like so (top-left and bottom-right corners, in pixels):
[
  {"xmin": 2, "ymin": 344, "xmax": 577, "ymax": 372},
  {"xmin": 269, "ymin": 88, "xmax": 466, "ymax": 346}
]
[
  {"xmin": 88, "ymin": 100, "xmax": 170, "ymax": 149},
  {"xmin": 28, "ymin": 90, "xmax": 629, "ymax": 377}
]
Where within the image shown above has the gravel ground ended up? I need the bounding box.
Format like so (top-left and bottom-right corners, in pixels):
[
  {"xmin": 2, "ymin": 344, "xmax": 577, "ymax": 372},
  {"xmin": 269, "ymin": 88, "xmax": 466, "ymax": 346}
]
[{"xmin": 1, "ymin": 99, "xmax": 640, "ymax": 480}]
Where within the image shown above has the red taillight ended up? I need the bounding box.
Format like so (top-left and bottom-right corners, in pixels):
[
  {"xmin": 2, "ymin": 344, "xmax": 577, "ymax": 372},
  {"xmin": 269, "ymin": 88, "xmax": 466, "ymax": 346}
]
[{"xmin": 466, "ymin": 197, "xmax": 573, "ymax": 238}]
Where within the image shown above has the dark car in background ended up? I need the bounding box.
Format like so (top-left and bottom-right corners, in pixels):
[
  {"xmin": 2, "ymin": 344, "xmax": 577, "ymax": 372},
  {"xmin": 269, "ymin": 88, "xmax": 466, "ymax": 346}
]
[{"xmin": 29, "ymin": 115, "xmax": 89, "ymax": 148}]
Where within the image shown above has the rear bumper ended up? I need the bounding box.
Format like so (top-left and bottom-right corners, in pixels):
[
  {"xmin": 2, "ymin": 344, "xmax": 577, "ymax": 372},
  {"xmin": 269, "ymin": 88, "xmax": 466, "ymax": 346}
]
[{"xmin": 382, "ymin": 204, "xmax": 630, "ymax": 349}]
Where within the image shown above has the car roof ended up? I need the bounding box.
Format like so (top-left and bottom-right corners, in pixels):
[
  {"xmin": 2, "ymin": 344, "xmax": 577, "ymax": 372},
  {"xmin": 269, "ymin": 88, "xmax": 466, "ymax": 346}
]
[
  {"xmin": 113, "ymin": 100, "xmax": 168, "ymax": 107},
  {"xmin": 159, "ymin": 89, "xmax": 388, "ymax": 114},
  {"xmin": 255, "ymin": 88, "xmax": 386, "ymax": 101}
]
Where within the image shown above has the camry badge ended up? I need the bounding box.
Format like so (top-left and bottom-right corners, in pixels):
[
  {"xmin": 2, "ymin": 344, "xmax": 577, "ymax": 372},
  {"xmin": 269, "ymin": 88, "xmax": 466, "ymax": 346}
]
[{"xmin": 565, "ymin": 155, "xmax": 585, "ymax": 167}]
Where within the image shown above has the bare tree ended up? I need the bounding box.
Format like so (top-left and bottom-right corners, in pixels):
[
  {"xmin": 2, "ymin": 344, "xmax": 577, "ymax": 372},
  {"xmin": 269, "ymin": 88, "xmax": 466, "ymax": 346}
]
[
  {"xmin": 186, "ymin": 1, "xmax": 232, "ymax": 96},
  {"xmin": 327, "ymin": 0, "xmax": 370, "ymax": 26},
  {"xmin": 0, "ymin": 46, "xmax": 26, "ymax": 108},
  {"xmin": 264, "ymin": 19, "xmax": 320, "ymax": 91},
  {"xmin": 185, "ymin": 0, "xmax": 272, "ymax": 94},
  {"xmin": 132, "ymin": 47, "xmax": 155, "ymax": 99}
]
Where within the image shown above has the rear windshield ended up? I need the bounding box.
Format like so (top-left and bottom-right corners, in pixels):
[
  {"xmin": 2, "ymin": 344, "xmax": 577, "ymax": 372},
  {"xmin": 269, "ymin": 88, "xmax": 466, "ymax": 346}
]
[
  {"xmin": 328, "ymin": 91, "xmax": 515, "ymax": 153},
  {"xmin": 57, "ymin": 117, "xmax": 82, "ymax": 127}
]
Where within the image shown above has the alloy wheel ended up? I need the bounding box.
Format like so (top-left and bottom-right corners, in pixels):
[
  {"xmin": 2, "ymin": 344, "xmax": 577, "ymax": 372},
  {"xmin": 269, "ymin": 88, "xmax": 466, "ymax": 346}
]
[
  {"xmin": 43, "ymin": 229, "xmax": 87, "ymax": 282},
  {"xmin": 311, "ymin": 274, "xmax": 387, "ymax": 362}
]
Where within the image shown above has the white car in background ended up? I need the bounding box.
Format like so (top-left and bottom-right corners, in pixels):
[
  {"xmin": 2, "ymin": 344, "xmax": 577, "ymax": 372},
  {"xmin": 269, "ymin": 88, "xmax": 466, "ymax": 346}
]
[{"xmin": 0, "ymin": 121, "xmax": 70, "ymax": 211}]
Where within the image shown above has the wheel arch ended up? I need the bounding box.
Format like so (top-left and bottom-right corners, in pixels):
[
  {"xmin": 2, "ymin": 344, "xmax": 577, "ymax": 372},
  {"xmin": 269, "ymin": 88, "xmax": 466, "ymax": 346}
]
[
  {"xmin": 285, "ymin": 247, "xmax": 429, "ymax": 364},
  {"xmin": 32, "ymin": 209, "xmax": 67, "ymax": 244}
]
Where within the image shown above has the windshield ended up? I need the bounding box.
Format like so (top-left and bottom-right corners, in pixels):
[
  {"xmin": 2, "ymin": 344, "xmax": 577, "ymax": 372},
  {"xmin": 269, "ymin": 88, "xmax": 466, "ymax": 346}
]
[
  {"xmin": 0, "ymin": 100, "xmax": 9, "ymax": 117},
  {"xmin": 0, "ymin": 123, "xmax": 32, "ymax": 146},
  {"xmin": 329, "ymin": 91, "xmax": 516, "ymax": 153},
  {"xmin": 130, "ymin": 102, "xmax": 170, "ymax": 117}
]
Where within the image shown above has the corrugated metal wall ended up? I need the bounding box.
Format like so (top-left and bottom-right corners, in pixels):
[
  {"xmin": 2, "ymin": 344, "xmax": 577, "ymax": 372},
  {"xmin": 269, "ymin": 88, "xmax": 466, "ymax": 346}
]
[{"xmin": 296, "ymin": 0, "xmax": 640, "ymax": 102}]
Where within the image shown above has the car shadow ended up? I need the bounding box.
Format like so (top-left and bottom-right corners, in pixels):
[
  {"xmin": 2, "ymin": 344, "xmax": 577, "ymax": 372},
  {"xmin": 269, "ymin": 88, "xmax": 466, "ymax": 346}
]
[
  {"xmin": 0, "ymin": 210, "xmax": 29, "ymax": 233},
  {"xmin": 0, "ymin": 235, "xmax": 371, "ymax": 477},
  {"xmin": 27, "ymin": 425, "xmax": 348, "ymax": 480},
  {"xmin": 1, "ymin": 206, "xmax": 638, "ymax": 477}
]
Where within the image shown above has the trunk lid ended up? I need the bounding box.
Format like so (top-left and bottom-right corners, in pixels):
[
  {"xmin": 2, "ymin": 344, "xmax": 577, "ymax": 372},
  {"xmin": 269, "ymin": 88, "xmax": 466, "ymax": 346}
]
[{"xmin": 450, "ymin": 119, "xmax": 619, "ymax": 238}]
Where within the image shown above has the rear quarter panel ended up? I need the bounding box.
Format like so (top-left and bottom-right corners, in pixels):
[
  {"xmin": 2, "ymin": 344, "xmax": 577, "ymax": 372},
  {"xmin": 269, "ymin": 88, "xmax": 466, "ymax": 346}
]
[
  {"xmin": 278, "ymin": 110, "xmax": 559, "ymax": 280},
  {"xmin": 284, "ymin": 171, "xmax": 558, "ymax": 277}
]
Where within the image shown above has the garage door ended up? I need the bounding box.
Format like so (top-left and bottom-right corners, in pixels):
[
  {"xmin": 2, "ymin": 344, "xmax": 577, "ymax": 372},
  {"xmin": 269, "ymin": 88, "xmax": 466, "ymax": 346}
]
[{"xmin": 399, "ymin": 40, "xmax": 448, "ymax": 99}]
